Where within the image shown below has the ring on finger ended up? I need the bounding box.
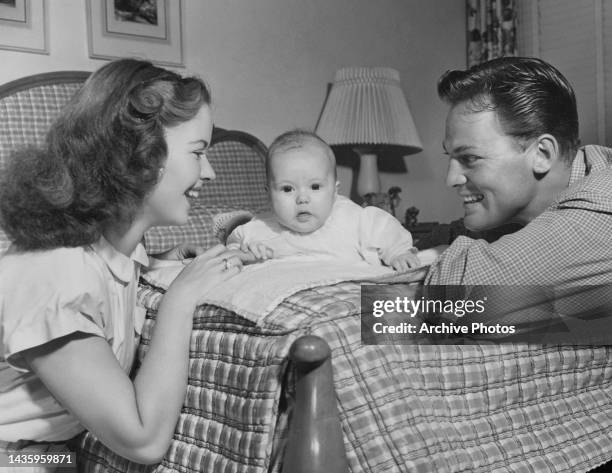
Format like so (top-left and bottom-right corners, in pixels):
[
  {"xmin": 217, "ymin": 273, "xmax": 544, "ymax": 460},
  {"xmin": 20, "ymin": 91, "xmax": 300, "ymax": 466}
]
[{"xmin": 223, "ymin": 258, "xmax": 232, "ymax": 271}]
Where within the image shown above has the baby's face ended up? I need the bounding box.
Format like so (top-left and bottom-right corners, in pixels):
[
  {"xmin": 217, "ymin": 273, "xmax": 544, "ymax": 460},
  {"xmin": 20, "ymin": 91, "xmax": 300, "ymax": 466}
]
[{"xmin": 268, "ymin": 144, "xmax": 337, "ymax": 233}]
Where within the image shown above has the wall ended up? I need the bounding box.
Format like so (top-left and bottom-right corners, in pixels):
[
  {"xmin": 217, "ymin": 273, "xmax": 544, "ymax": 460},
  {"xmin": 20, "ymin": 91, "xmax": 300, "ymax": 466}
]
[
  {"xmin": 0, "ymin": 0, "xmax": 466, "ymax": 224},
  {"xmin": 517, "ymin": 0, "xmax": 612, "ymax": 147}
]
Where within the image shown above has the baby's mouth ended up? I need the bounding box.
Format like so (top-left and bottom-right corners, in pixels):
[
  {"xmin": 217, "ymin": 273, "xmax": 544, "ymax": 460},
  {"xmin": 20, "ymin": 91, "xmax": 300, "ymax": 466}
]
[{"xmin": 296, "ymin": 211, "xmax": 312, "ymax": 221}]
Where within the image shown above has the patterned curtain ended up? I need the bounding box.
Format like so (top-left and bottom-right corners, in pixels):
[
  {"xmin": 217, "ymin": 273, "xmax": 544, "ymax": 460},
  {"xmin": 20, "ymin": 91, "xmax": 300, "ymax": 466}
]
[{"xmin": 466, "ymin": 0, "xmax": 517, "ymax": 67}]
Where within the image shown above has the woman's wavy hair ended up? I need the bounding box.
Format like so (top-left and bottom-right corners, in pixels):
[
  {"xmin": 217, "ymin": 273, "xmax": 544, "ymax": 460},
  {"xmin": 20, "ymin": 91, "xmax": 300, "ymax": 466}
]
[
  {"xmin": 0, "ymin": 59, "xmax": 210, "ymax": 250},
  {"xmin": 437, "ymin": 57, "xmax": 579, "ymax": 162}
]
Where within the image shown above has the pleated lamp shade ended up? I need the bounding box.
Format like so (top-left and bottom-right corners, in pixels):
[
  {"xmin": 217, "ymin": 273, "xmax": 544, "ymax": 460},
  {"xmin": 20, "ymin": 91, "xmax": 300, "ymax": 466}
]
[
  {"xmin": 315, "ymin": 67, "xmax": 422, "ymax": 199},
  {"xmin": 315, "ymin": 67, "xmax": 422, "ymax": 152}
]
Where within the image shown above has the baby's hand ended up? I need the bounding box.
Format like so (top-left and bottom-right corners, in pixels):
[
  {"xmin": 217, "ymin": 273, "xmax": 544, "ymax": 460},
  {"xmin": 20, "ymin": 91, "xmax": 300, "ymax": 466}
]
[
  {"xmin": 417, "ymin": 245, "xmax": 448, "ymax": 266},
  {"xmin": 241, "ymin": 242, "xmax": 274, "ymax": 261},
  {"xmin": 151, "ymin": 242, "xmax": 206, "ymax": 262},
  {"xmin": 389, "ymin": 249, "xmax": 421, "ymax": 272}
]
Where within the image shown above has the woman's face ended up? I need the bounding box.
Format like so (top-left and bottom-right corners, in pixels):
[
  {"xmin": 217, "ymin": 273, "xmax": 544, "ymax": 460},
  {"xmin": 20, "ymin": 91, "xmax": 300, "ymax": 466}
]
[{"xmin": 143, "ymin": 104, "xmax": 214, "ymax": 227}]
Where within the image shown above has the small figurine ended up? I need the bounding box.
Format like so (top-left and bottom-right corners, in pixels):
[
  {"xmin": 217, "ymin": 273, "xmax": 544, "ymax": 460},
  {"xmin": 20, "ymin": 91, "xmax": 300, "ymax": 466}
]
[
  {"xmin": 387, "ymin": 186, "xmax": 402, "ymax": 217},
  {"xmin": 362, "ymin": 192, "xmax": 390, "ymax": 213},
  {"xmin": 405, "ymin": 206, "xmax": 419, "ymax": 228}
]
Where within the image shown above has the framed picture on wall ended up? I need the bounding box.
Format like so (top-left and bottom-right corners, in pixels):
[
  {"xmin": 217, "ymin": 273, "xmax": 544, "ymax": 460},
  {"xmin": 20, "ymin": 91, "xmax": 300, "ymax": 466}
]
[
  {"xmin": 0, "ymin": 0, "xmax": 48, "ymax": 55},
  {"xmin": 86, "ymin": 0, "xmax": 183, "ymax": 67}
]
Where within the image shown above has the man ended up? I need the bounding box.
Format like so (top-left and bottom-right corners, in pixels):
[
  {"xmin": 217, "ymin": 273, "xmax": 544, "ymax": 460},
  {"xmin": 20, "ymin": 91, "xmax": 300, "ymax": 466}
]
[
  {"xmin": 426, "ymin": 57, "xmax": 612, "ymax": 287},
  {"xmin": 424, "ymin": 57, "xmax": 612, "ymax": 473}
]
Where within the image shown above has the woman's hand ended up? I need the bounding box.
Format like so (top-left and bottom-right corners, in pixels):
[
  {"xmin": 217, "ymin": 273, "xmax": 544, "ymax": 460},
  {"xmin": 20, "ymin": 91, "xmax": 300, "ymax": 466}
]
[{"xmin": 166, "ymin": 244, "xmax": 253, "ymax": 307}]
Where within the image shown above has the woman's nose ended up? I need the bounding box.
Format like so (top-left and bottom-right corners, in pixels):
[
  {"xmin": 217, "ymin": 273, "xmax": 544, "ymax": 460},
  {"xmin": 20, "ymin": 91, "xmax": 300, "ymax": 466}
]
[
  {"xmin": 445, "ymin": 159, "xmax": 467, "ymax": 187},
  {"xmin": 200, "ymin": 156, "xmax": 216, "ymax": 181}
]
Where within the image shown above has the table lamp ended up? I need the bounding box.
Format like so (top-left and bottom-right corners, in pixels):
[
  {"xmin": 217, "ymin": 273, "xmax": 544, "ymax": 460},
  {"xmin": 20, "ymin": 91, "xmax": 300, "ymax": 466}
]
[{"xmin": 315, "ymin": 67, "xmax": 422, "ymax": 202}]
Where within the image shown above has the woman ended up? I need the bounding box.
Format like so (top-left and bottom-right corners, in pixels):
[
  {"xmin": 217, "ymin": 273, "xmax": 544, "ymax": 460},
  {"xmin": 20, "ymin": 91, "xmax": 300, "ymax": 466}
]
[{"xmin": 0, "ymin": 59, "xmax": 249, "ymax": 466}]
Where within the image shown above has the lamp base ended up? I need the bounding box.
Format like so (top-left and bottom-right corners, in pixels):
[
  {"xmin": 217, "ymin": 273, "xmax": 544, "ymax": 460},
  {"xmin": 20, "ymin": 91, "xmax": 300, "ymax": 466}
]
[{"xmin": 354, "ymin": 150, "xmax": 381, "ymax": 197}]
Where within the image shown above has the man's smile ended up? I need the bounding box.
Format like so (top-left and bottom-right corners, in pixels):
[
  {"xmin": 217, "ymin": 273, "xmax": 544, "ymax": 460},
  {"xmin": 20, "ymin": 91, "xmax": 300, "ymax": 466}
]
[{"xmin": 461, "ymin": 193, "xmax": 484, "ymax": 204}]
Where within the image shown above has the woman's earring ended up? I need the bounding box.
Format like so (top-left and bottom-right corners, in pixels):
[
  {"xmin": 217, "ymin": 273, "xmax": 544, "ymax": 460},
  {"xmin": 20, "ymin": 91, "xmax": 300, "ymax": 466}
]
[{"xmin": 158, "ymin": 167, "xmax": 165, "ymax": 179}]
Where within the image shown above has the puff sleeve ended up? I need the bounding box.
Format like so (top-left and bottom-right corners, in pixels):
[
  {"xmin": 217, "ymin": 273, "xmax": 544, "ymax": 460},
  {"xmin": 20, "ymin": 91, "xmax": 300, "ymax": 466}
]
[
  {"xmin": 359, "ymin": 206, "xmax": 415, "ymax": 265},
  {"xmin": 0, "ymin": 247, "xmax": 109, "ymax": 371}
]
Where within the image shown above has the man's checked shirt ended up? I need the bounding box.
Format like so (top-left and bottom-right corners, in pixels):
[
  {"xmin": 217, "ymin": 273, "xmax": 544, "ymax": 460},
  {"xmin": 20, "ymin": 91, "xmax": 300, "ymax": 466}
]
[{"xmin": 426, "ymin": 145, "xmax": 612, "ymax": 288}]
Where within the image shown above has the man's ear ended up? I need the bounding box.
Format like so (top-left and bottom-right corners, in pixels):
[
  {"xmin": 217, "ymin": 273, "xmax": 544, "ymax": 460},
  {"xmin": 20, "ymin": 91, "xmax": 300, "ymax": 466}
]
[{"xmin": 531, "ymin": 134, "xmax": 560, "ymax": 175}]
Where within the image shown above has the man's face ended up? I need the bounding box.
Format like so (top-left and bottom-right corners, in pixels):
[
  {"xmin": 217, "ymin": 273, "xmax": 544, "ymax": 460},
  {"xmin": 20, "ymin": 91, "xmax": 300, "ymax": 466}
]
[{"xmin": 443, "ymin": 102, "xmax": 538, "ymax": 231}]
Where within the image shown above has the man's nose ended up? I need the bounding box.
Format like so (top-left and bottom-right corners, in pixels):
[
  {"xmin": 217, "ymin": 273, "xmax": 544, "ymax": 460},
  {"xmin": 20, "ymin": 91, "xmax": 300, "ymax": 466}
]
[
  {"xmin": 445, "ymin": 159, "xmax": 467, "ymax": 187},
  {"xmin": 199, "ymin": 156, "xmax": 216, "ymax": 181}
]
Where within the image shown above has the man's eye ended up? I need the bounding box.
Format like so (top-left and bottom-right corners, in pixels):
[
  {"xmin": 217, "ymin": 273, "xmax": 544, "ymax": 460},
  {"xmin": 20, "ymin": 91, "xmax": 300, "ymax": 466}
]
[
  {"xmin": 193, "ymin": 151, "xmax": 206, "ymax": 161},
  {"xmin": 457, "ymin": 155, "xmax": 480, "ymax": 166}
]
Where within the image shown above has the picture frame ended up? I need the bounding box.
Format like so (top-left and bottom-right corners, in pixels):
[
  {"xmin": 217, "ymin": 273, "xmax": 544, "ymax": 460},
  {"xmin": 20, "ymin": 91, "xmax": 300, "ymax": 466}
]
[
  {"xmin": 0, "ymin": 0, "xmax": 48, "ymax": 55},
  {"xmin": 86, "ymin": 0, "xmax": 183, "ymax": 67}
]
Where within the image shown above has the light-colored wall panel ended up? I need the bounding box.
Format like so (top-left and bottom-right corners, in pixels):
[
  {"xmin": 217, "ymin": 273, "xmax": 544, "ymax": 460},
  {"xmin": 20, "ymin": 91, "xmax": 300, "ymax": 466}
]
[{"xmin": 0, "ymin": 0, "xmax": 466, "ymax": 223}]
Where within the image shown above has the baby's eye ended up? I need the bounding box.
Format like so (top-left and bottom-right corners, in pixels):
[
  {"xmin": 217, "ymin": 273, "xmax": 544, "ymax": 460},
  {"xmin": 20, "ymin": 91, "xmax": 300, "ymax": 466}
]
[
  {"xmin": 281, "ymin": 185, "xmax": 293, "ymax": 193},
  {"xmin": 311, "ymin": 183, "xmax": 321, "ymax": 190}
]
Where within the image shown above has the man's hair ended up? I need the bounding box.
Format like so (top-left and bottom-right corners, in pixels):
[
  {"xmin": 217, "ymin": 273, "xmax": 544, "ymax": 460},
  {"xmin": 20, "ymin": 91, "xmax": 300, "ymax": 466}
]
[
  {"xmin": 0, "ymin": 58, "xmax": 211, "ymax": 250},
  {"xmin": 266, "ymin": 129, "xmax": 337, "ymax": 180},
  {"xmin": 437, "ymin": 57, "xmax": 579, "ymax": 162}
]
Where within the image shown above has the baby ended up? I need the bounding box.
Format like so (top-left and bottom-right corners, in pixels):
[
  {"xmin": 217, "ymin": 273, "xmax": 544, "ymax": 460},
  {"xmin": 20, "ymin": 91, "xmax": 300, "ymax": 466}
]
[{"xmin": 227, "ymin": 130, "xmax": 421, "ymax": 271}]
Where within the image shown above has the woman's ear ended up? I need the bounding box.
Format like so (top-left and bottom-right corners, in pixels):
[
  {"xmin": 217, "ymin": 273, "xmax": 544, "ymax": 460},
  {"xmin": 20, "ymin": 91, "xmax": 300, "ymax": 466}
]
[
  {"xmin": 335, "ymin": 181, "xmax": 340, "ymax": 195},
  {"xmin": 531, "ymin": 134, "xmax": 560, "ymax": 175}
]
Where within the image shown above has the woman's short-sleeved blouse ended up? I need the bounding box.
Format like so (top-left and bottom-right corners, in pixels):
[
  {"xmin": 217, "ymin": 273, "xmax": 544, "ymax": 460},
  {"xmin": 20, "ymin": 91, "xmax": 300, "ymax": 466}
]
[{"xmin": 0, "ymin": 238, "xmax": 148, "ymax": 442}]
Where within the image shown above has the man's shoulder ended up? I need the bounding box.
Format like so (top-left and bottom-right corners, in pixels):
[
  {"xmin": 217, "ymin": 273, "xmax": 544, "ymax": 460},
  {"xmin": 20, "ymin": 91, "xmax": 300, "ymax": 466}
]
[
  {"xmin": 558, "ymin": 166, "xmax": 612, "ymax": 214},
  {"xmin": 581, "ymin": 144, "xmax": 612, "ymax": 168}
]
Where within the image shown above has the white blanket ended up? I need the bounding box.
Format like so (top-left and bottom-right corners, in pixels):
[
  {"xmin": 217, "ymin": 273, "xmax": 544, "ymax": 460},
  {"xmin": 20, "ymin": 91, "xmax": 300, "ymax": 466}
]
[{"xmin": 143, "ymin": 255, "xmax": 428, "ymax": 324}]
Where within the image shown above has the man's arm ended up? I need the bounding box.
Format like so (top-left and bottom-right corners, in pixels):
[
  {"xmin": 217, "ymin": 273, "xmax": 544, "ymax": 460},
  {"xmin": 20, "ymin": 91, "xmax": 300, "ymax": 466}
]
[{"xmin": 425, "ymin": 205, "xmax": 612, "ymax": 286}]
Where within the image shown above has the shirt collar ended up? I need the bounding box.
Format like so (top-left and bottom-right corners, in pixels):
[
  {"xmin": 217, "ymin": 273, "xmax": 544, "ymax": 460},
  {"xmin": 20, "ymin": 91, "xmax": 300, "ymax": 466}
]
[
  {"xmin": 91, "ymin": 237, "xmax": 149, "ymax": 283},
  {"xmin": 569, "ymin": 145, "xmax": 612, "ymax": 186}
]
